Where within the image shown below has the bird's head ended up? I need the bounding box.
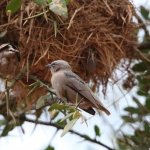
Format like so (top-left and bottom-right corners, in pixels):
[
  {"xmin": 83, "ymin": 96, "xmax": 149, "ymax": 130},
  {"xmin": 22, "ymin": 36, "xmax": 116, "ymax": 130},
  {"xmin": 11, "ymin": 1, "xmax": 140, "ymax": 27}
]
[{"xmin": 45, "ymin": 60, "xmax": 72, "ymax": 74}]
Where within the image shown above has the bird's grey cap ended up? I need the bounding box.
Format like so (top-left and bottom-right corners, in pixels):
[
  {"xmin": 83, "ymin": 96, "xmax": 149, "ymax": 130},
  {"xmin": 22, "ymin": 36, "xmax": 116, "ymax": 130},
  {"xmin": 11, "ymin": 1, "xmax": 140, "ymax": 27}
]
[{"xmin": 45, "ymin": 60, "xmax": 70, "ymax": 68}]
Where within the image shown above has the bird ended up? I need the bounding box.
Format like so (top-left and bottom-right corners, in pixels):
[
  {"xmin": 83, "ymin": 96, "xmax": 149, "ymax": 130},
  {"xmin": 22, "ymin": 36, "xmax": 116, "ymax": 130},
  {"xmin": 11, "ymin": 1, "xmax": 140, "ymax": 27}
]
[
  {"xmin": 0, "ymin": 43, "xmax": 20, "ymax": 77},
  {"xmin": 45, "ymin": 60, "xmax": 110, "ymax": 115}
]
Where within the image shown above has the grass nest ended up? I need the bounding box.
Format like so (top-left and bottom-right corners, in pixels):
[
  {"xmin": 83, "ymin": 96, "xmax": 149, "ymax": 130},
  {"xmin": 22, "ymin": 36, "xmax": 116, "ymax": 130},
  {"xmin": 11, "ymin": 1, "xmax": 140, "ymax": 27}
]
[{"xmin": 0, "ymin": 0, "xmax": 137, "ymax": 105}]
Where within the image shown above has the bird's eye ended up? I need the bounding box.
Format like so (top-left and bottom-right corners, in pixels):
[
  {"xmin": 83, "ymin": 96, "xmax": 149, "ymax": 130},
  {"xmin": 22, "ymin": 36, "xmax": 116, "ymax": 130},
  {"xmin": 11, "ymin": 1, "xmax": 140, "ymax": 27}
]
[{"xmin": 52, "ymin": 64, "xmax": 55, "ymax": 67}]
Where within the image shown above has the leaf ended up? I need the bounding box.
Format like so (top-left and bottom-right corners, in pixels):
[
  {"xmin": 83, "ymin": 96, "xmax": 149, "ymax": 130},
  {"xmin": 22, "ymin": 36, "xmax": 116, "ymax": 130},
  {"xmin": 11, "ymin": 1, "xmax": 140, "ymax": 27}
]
[
  {"xmin": 49, "ymin": 109, "xmax": 59, "ymax": 119},
  {"xmin": 6, "ymin": 0, "xmax": 22, "ymax": 15},
  {"xmin": 49, "ymin": 0, "xmax": 68, "ymax": 19},
  {"xmin": 140, "ymin": 6, "xmax": 149, "ymax": 20},
  {"xmin": 44, "ymin": 145, "xmax": 55, "ymax": 150},
  {"xmin": 132, "ymin": 97, "xmax": 142, "ymax": 107},
  {"xmin": 33, "ymin": 0, "xmax": 47, "ymax": 6},
  {"xmin": 26, "ymin": 82, "xmax": 41, "ymax": 97},
  {"xmin": 124, "ymin": 107, "xmax": 139, "ymax": 114},
  {"xmin": 137, "ymin": 89, "xmax": 147, "ymax": 96},
  {"xmin": 121, "ymin": 116, "xmax": 134, "ymax": 123},
  {"xmin": 61, "ymin": 118, "xmax": 78, "ymax": 137},
  {"xmin": 36, "ymin": 94, "xmax": 50, "ymax": 109},
  {"xmin": 143, "ymin": 122, "xmax": 150, "ymax": 133},
  {"xmin": 0, "ymin": 30, "xmax": 7, "ymax": 38},
  {"xmin": 94, "ymin": 125, "xmax": 101, "ymax": 137},
  {"xmin": 48, "ymin": 103, "xmax": 75, "ymax": 111},
  {"xmin": 66, "ymin": 0, "xmax": 70, "ymax": 4},
  {"xmin": 0, "ymin": 119, "xmax": 7, "ymax": 126},
  {"xmin": 55, "ymin": 119, "xmax": 65, "ymax": 127},
  {"xmin": 1, "ymin": 123, "xmax": 14, "ymax": 137},
  {"xmin": 145, "ymin": 97, "xmax": 150, "ymax": 110},
  {"xmin": 132, "ymin": 62, "xmax": 147, "ymax": 72},
  {"xmin": 73, "ymin": 110, "xmax": 81, "ymax": 119},
  {"xmin": 60, "ymin": 112, "xmax": 74, "ymax": 122},
  {"xmin": 25, "ymin": 82, "xmax": 41, "ymax": 90}
]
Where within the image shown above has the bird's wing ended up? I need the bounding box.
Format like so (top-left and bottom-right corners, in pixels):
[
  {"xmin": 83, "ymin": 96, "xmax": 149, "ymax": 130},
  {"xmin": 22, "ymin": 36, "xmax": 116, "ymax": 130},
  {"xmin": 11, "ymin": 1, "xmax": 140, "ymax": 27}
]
[{"xmin": 64, "ymin": 72, "xmax": 110, "ymax": 115}]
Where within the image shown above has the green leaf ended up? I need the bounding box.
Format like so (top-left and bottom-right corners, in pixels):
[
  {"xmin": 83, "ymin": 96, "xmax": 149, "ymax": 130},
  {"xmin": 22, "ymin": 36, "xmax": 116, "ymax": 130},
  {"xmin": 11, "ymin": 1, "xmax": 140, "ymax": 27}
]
[
  {"xmin": 61, "ymin": 118, "xmax": 78, "ymax": 137},
  {"xmin": 0, "ymin": 30, "xmax": 7, "ymax": 38},
  {"xmin": 25, "ymin": 82, "xmax": 41, "ymax": 90},
  {"xmin": 132, "ymin": 97, "xmax": 142, "ymax": 107},
  {"xmin": 0, "ymin": 119, "xmax": 7, "ymax": 126},
  {"xmin": 33, "ymin": 0, "xmax": 47, "ymax": 6},
  {"xmin": 44, "ymin": 145, "xmax": 55, "ymax": 150},
  {"xmin": 60, "ymin": 112, "xmax": 74, "ymax": 122},
  {"xmin": 145, "ymin": 97, "xmax": 150, "ymax": 110},
  {"xmin": 137, "ymin": 89, "xmax": 147, "ymax": 96},
  {"xmin": 49, "ymin": 0, "xmax": 68, "ymax": 19},
  {"xmin": 36, "ymin": 94, "xmax": 50, "ymax": 109},
  {"xmin": 130, "ymin": 135, "xmax": 142, "ymax": 145},
  {"xmin": 140, "ymin": 6, "xmax": 149, "ymax": 20},
  {"xmin": 1, "ymin": 123, "xmax": 14, "ymax": 136},
  {"xmin": 66, "ymin": 0, "xmax": 70, "ymax": 4},
  {"xmin": 94, "ymin": 125, "xmax": 101, "ymax": 137},
  {"xmin": 55, "ymin": 119, "xmax": 65, "ymax": 127},
  {"xmin": 132, "ymin": 62, "xmax": 147, "ymax": 72},
  {"xmin": 26, "ymin": 82, "xmax": 41, "ymax": 97},
  {"xmin": 143, "ymin": 122, "xmax": 150, "ymax": 133},
  {"xmin": 6, "ymin": 0, "xmax": 22, "ymax": 15},
  {"xmin": 124, "ymin": 107, "xmax": 139, "ymax": 114},
  {"xmin": 121, "ymin": 116, "xmax": 134, "ymax": 123},
  {"xmin": 48, "ymin": 103, "xmax": 75, "ymax": 111}
]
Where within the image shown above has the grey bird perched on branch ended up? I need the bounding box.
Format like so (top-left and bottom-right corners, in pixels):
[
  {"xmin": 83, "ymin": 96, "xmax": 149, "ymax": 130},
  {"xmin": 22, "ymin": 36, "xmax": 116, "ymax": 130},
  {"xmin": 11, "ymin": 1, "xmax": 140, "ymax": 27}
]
[{"xmin": 46, "ymin": 60, "xmax": 110, "ymax": 115}]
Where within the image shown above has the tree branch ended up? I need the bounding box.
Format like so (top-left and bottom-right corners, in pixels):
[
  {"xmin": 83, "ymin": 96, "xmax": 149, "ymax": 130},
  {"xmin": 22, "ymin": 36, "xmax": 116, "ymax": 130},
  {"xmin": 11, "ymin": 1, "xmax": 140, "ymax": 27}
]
[
  {"xmin": 20, "ymin": 116, "xmax": 115, "ymax": 150},
  {"xmin": 138, "ymin": 41, "xmax": 150, "ymax": 50},
  {"xmin": 135, "ymin": 14, "xmax": 150, "ymax": 39}
]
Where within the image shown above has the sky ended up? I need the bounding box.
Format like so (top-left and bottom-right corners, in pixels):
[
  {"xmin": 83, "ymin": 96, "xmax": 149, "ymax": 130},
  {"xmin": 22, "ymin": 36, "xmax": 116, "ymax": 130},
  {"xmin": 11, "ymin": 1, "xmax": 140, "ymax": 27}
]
[{"xmin": 0, "ymin": 0, "xmax": 150, "ymax": 150}]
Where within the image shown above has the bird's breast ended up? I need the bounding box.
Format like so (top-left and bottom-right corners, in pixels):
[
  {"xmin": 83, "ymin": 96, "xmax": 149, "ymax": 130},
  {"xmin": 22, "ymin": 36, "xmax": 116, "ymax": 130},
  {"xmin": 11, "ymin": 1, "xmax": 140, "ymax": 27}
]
[{"xmin": 51, "ymin": 72, "xmax": 66, "ymax": 97}]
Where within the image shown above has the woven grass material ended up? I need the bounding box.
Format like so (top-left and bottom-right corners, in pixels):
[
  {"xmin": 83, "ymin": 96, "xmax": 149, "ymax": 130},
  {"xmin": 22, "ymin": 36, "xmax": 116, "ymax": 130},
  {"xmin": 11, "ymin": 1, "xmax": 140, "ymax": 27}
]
[{"xmin": 0, "ymin": 0, "xmax": 137, "ymax": 103}]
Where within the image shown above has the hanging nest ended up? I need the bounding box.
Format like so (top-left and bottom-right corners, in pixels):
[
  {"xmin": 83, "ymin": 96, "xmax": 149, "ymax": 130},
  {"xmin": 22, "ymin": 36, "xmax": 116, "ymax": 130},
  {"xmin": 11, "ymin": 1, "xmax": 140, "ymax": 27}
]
[{"xmin": 0, "ymin": 0, "xmax": 137, "ymax": 107}]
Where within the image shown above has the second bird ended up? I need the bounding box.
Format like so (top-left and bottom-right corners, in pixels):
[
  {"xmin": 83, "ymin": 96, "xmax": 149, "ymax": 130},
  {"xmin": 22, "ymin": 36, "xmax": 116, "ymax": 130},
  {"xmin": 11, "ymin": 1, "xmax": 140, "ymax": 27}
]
[{"xmin": 46, "ymin": 60, "xmax": 110, "ymax": 115}]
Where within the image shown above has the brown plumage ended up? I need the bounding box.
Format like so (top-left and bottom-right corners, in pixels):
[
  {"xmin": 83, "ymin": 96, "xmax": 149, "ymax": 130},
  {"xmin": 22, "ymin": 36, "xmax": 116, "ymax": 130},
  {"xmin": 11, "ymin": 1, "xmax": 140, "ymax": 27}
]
[{"xmin": 46, "ymin": 60, "xmax": 110, "ymax": 115}]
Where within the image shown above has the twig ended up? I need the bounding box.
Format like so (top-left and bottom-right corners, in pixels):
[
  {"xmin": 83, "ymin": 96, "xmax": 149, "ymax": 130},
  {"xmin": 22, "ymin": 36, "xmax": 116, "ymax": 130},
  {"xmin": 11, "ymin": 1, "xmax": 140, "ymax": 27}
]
[
  {"xmin": 20, "ymin": 116, "xmax": 115, "ymax": 150},
  {"xmin": 135, "ymin": 13, "xmax": 150, "ymax": 39},
  {"xmin": 67, "ymin": 7, "xmax": 83, "ymax": 30},
  {"xmin": 138, "ymin": 41, "xmax": 150, "ymax": 50},
  {"xmin": 23, "ymin": 10, "xmax": 49, "ymax": 20},
  {"xmin": 29, "ymin": 75, "xmax": 56, "ymax": 95},
  {"xmin": 134, "ymin": 47, "xmax": 150, "ymax": 62},
  {"xmin": 5, "ymin": 79, "xmax": 9, "ymax": 115}
]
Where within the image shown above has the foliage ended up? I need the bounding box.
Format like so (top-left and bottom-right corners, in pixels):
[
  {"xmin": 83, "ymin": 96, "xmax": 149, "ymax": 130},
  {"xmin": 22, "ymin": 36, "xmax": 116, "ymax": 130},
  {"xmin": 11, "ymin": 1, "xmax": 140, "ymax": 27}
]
[
  {"xmin": 117, "ymin": 5, "xmax": 150, "ymax": 150},
  {"xmin": 6, "ymin": 0, "xmax": 69, "ymax": 18}
]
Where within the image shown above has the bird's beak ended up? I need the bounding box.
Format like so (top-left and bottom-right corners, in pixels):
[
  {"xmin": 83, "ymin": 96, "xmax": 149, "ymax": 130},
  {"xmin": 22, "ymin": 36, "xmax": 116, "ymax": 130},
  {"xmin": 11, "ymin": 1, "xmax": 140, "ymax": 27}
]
[{"xmin": 45, "ymin": 64, "xmax": 52, "ymax": 68}]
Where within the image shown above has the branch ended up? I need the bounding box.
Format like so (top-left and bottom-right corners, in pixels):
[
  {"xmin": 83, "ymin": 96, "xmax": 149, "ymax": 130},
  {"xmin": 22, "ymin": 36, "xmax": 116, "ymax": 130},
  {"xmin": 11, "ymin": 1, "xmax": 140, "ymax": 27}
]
[
  {"xmin": 138, "ymin": 41, "xmax": 150, "ymax": 50},
  {"xmin": 20, "ymin": 116, "xmax": 115, "ymax": 150},
  {"xmin": 135, "ymin": 14, "xmax": 150, "ymax": 39}
]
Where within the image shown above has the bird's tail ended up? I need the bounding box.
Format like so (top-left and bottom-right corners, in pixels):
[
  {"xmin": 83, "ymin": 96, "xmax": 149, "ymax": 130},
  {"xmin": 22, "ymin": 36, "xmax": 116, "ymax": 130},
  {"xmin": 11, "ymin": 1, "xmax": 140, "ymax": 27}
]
[{"xmin": 97, "ymin": 104, "xmax": 110, "ymax": 115}]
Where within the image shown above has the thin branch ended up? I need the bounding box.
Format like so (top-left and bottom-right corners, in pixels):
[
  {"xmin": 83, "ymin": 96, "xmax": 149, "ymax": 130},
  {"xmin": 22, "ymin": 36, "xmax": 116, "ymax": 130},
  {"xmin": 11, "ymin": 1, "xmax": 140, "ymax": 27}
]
[
  {"xmin": 134, "ymin": 47, "xmax": 150, "ymax": 62},
  {"xmin": 135, "ymin": 14, "xmax": 150, "ymax": 39},
  {"xmin": 138, "ymin": 41, "xmax": 150, "ymax": 50},
  {"xmin": 20, "ymin": 116, "xmax": 115, "ymax": 150}
]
